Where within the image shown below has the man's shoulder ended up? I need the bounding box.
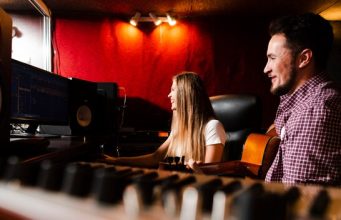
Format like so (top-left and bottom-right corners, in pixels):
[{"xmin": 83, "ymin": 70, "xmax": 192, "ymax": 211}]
[
  {"xmin": 291, "ymin": 80, "xmax": 341, "ymax": 114},
  {"xmin": 312, "ymin": 80, "xmax": 341, "ymax": 106},
  {"xmin": 317, "ymin": 78, "xmax": 340, "ymax": 92}
]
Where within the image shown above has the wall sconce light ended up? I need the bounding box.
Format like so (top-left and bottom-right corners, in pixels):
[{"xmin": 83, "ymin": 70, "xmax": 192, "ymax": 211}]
[
  {"xmin": 166, "ymin": 13, "xmax": 177, "ymax": 26},
  {"xmin": 130, "ymin": 12, "xmax": 177, "ymax": 27},
  {"xmin": 130, "ymin": 12, "xmax": 141, "ymax": 26},
  {"xmin": 149, "ymin": 13, "xmax": 162, "ymax": 26}
]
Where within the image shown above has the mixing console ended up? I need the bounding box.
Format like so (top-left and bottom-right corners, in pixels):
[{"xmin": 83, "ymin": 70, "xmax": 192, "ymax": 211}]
[{"xmin": 0, "ymin": 160, "xmax": 340, "ymax": 220}]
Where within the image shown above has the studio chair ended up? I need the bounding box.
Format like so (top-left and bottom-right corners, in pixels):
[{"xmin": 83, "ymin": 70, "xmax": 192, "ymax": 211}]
[{"xmin": 210, "ymin": 94, "xmax": 262, "ymax": 161}]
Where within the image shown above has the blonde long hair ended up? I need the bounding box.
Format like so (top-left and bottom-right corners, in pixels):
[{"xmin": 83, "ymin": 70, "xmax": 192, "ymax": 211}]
[{"xmin": 166, "ymin": 72, "xmax": 216, "ymax": 161}]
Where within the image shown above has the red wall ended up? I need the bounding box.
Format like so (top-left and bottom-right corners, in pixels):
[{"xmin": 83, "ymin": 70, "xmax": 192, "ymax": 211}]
[{"xmin": 53, "ymin": 16, "xmax": 278, "ymax": 130}]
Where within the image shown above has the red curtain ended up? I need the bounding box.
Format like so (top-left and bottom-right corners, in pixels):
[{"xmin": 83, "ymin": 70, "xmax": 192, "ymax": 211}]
[{"xmin": 53, "ymin": 16, "xmax": 278, "ymax": 130}]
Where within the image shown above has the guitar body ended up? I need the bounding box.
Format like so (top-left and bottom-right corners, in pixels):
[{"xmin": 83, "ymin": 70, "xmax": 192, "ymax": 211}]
[
  {"xmin": 240, "ymin": 133, "xmax": 280, "ymax": 178},
  {"xmin": 198, "ymin": 130, "xmax": 279, "ymax": 178}
]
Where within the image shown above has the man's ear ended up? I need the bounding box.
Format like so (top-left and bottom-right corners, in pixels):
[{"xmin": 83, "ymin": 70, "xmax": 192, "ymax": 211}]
[{"xmin": 297, "ymin": 49, "xmax": 313, "ymax": 68}]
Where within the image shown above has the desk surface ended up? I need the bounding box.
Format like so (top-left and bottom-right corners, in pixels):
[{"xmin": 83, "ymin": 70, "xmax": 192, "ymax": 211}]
[
  {"xmin": 5, "ymin": 132, "xmax": 164, "ymax": 165},
  {"xmin": 5, "ymin": 136, "xmax": 102, "ymax": 165}
]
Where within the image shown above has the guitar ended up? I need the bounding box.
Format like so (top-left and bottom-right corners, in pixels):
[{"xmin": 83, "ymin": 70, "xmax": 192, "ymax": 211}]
[
  {"xmin": 159, "ymin": 130, "xmax": 280, "ymax": 179},
  {"xmin": 199, "ymin": 132, "xmax": 280, "ymax": 179}
]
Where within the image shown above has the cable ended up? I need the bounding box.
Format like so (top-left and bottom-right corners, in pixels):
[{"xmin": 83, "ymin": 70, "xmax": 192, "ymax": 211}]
[{"xmin": 118, "ymin": 86, "xmax": 127, "ymax": 130}]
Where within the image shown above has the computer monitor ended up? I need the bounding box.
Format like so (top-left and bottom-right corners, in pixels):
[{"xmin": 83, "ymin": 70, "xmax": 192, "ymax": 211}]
[
  {"xmin": 10, "ymin": 59, "xmax": 69, "ymax": 128},
  {"xmin": 0, "ymin": 8, "xmax": 12, "ymax": 146}
]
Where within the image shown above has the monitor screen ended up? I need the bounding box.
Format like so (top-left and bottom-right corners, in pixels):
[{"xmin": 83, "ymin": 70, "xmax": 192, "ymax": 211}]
[{"xmin": 11, "ymin": 59, "xmax": 69, "ymax": 126}]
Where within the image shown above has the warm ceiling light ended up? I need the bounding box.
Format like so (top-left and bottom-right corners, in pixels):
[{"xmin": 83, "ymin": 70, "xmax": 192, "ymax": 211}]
[
  {"xmin": 129, "ymin": 12, "xmax": 177, "ymax": 27},
  {"xmin": 130, "ymin": 12, "xmax": 141, "ymax": 26},
  {"xmin": 149, "ymin": 13, "xmax": 162, "ymax": 26},
  {"xmin": 166, "ymin": 13, "xmax": 176, "ymax": 26}
]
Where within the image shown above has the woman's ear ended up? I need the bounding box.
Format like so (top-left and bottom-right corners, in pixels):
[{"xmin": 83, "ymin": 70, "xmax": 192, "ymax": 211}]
[{"xmin": 298, "ymin": 49, "xmax": 313, "ymax": 68}]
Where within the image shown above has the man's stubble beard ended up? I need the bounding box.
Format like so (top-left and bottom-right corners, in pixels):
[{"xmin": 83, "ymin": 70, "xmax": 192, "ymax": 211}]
[{"xmin": 271, "ymin": 62, "xmax": 297, "ymax": 96}]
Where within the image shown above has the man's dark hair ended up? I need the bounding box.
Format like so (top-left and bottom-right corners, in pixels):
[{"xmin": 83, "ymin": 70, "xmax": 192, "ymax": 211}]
[{"xmin": 269, "ymin": 13, "xmax": 334, "ymax": 71}]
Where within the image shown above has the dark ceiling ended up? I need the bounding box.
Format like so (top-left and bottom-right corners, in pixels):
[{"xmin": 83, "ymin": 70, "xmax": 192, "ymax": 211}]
[{"xmin": 1, "ymin": 0, "xmax": 341, "ymax": 18}]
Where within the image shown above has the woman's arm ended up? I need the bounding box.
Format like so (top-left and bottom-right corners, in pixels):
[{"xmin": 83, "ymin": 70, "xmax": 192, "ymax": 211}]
[
  {"xmin": 204, "ymin": 143, "xmax": 224, "ymax": 163},
  {"xmin": 203, "ymin": 120, "xmax": 226, "ymax": 163},
  {"xmin": 102, "ymin": 136, "xmax": 171, "ymax": 168},
  {"xmin": 187, "ymin": 143, "xmax": 224, "ymax": 173}
]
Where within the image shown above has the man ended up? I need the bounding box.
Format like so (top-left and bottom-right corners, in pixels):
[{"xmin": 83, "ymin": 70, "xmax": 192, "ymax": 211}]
[{"xmin": 264, "ymin": 13, "xmax": 341, "ymax": 185}]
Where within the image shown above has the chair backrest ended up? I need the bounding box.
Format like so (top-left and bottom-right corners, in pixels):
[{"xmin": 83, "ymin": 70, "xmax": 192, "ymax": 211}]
[{"xmin": 210, "ymin": 94, "xmax": 262, "ymax": 161}]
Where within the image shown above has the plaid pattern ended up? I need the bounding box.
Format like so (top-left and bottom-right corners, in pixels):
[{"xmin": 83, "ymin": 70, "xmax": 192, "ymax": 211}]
[{"xmin": 265, "ymin": 74, "xmax": 341, "ymax": 185}]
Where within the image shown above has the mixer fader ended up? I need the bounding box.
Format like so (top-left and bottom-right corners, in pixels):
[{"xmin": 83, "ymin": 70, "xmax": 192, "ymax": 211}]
[{"xmin": 0, "ymin": 160, "xmax": 340, "ymax": 220}]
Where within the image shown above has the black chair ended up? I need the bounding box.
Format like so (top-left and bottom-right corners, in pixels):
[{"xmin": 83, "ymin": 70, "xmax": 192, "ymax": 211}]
[{"xmin": 210, "ymin": 94, "xmax": 262, "ymax": 161}]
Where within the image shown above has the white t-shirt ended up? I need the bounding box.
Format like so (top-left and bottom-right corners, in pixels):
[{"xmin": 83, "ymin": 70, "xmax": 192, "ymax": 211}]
[
  {"xmin": 205, "ymin": 119, "xmax": 227, "ymax": 147},
  {"xmin": 170, "ymin": 119, "xmax": 227, "ymax": 156}
]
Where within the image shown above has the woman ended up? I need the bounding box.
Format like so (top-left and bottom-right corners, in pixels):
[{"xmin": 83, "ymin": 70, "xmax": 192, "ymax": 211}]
[{"xmin": 102, "ymin": 72, "xmax": 226, "ymax": 172}]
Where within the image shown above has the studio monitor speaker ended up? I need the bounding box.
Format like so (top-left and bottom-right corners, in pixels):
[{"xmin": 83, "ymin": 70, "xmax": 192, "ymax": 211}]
[
  {"xmin": 0, "ymin": 9, "xmax": 12, "ymax": 147},
  {"xmin": 69, "ymin": 78, "xmax": 118, "ymax": 136},
  {"xmin": 96, "ymin": 82, "xmax": 118, "ymax": 134}
]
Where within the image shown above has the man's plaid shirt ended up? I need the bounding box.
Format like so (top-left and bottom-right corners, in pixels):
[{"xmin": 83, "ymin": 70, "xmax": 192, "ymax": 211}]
[{"xmin": 266, "ymin": 74, "xmax": 341, "ymax": 186}]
